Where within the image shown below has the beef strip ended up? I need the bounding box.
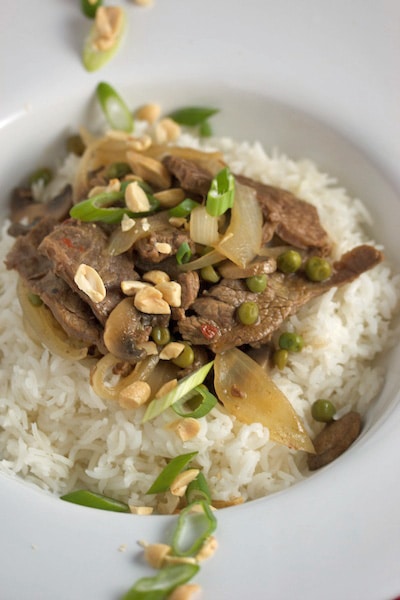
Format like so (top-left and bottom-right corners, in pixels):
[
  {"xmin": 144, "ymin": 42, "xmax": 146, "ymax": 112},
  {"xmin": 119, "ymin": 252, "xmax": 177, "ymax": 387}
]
[
  {"xmin": 163, "ymin": 155, "xmax": 213, "ymax": 197},
  {"xmin": 133, "ymin": 224, "xmax": 196, "ymax": 265},
  {"xmin": 178, "ymin": 245, "xmax": 383, "ymax": 353},
  {"xmin": 38, "ymin": 219, "xmax": 138, "ymax": 324},
  {"xmin": 160, "ymin": 156, "xmax": 331, "ymax": 254},
  {"xmin": 172, "ymin": 271, "xmax": 201, "ymax": 321},
  {"xmin": 5, "ymin": 217, "xmax": 105, "ymax": 351},
  {"xmin": 235, "ymin": 175, "xmax": 331, "ymax": 254}
]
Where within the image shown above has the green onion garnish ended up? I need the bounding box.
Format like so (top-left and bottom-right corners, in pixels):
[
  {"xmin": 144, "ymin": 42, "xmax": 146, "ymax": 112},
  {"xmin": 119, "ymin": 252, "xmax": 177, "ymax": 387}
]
[
  {"xmin": 176, "ymin": 241, "xmax": 192, "ymax": 265},
  {"xmin": 96, "ymin": 82, "xmax": 133, "ymax": 132},
  {"xmin": 81, "ymin": 0, "xmax": 102, "ymax": 18},
  {"xmin": 121, "ymin": 563, "xmax": 200, "ymax": 600},
  {"xmin": 185, "ymin": 472, "xmax": 212, "ymax": 505},
  {"xmin": 146, "ymin": 451, "xmax": 198, "ymax": 495},
  {"xmin": 168, "ymin": 198, "xmax": 200, "ymax": 218},
  {"xmin": 199, "ymin": 120, "xmax": 213, "ymax": 138},
  {"xmin": 60, "ymin": 490, "xmax": 130, "ymax": 512},
  {"xmin": 167, "ymin": 106, "xmax": 219, "ymax": 127},
  {"xmin": 142, "ymin": 361, "xmax": 214, "ymax": 422},
  {"xmin": 70, "ymin": 190, "xmax": 159, "ymax": 224},
  {"xmin": 206, "ymin": 167, "xmax": 235, "ymax": 217},
  {"xmin": 172, "ymin": 384, "xmax": 217, "ymax": 419},
  {"xmin": 171, "ymin": 500, "xmax": 217, "ymax": 557}
]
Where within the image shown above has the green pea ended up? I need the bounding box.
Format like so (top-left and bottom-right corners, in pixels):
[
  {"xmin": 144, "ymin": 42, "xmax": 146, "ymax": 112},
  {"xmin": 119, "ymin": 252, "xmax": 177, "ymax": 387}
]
[
  {"xmin": 237, "ymin": 301, "xmax": 259, "ymax": 325},
  {"xmin": 273, "ymin": 348, "xmax": 288, "ymax": 370},
  {"xmin": 279, "ymin": 331, "xmax": 304, "ymax": 352},
  {"xmin": 305, "ymin": 256, "xmax": 332, "ymax": 282},
  {"xmin": 66, "ymin": 134, "xmax": 85, "ymax": 156},
  {"xmin": 151, "ymin": 326, "xmax": 171, "ymax": 346},
  {"xmin": 245, "ymin": 274, "xmax": 267, "ymax": 293},
  {"xmin": 104, "ymin": 162, "xmax": 132, "ymax": 180},
  {"xmin": 200, "ymin": 265, "xmax": 220, "ymax": 283},
  {"xmin": 172, "ymin": 344, "xmax": 195, "ymax": 368},
  {"xmin": 277, "ymin": 250, "xmax": 302, "ymax": 273},
  {"xmin": 28, "ymin": 167, "xmax": 53, "ymax": 187},
  {"xmin": 311, "ymin": 399, "xmax": 336, "ymax": 422}
]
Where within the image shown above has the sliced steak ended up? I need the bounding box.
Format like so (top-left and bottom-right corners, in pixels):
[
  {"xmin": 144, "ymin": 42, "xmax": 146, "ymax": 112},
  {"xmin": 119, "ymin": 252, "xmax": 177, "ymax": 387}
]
[
  {"xmin": 171, "ymin": 270, "xmax": 201, "ymax": 321},
  {"xmin": 133, "ymin": 224, "xmax": 196, "ymax": 265},
  {"xmin": 163, "ymin": 155, "xmax": 213, "ymax": 197},
  {"xmin": 38, "ymin": 219, "xmax": 138, "ymax": 324},
  {"xmin": 236, "ymin": 175, "xmax": 331, "ymax": 254},
  {"xmin": 5, "ymin": 218, "xmax": 104, "ymax": 351},
  {"xmin": 178, "ymin": 245, "xmax": 383, "ymax": 353}
]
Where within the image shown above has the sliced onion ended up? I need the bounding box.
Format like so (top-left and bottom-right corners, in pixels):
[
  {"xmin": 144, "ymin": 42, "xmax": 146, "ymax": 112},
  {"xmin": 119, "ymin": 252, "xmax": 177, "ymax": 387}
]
[
  {"xmin": 90, "ymin": 353, "xmax": 160, "ymax": 401},
  {"xmin": 178, "ymin": 248, "xmax": 225, "ymax": 272},
  {"xmin": 214, "ymin": 182, "xmax": 263, "ymax": 268},
  {"xmin": 17, "ymin": 280, "xmax": 88, "ymax": 361},
  {"xmin": 189, "ymin": 205, "xmax": 220, "ymax": 246},
  {"xmin": 214, "ymin": 348, "xmax": 314, "ymax": 452},
  {"xmin": 107, "ymin": 211, "xmax": 170, "ymax": 255}
]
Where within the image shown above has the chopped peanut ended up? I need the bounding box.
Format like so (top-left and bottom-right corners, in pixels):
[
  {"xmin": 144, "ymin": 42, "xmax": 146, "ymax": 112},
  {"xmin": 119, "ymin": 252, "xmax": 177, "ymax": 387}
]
[
  {"xmin": 168, "ymin": 418, "xmax": 201, "ymax": 441},
  {"xmin": 154, "ymin": 242, "xmax": 172, "ymax": 255},
  {"xmin": 143, "ymin": 270, "xmax": 170, "ymax": 285},
  {"xmin": 156, "ymin": 281, "xmax": 182, "ymax": 307},
  {"xmin": 93, "ymin": 7, "xmax": 124, "ymax": 52},
  {"xmin": 159, "ymin": 342, "xmax": 185, "ymax": 360},
  {"xmin": 135, "ymin": 103, "xmax": 161, "ymax": 123},
  {"xmin": 142, "ymin": 542, "xmax": 171, "ymax": 569},
  {"xmin": 119, "ymin": 380, "xmax": 151, "ymax": 408},
  {"xmin": 170, "ymin": 468, "xmax": 200, "ymax": 497},
  {"xmin": 153, "ymin": 118, "xmax": 181, "ymax": 144},
  {"xmin": 129, "ymin": 506, "xmax": 153, "ymax": 515},
  {"xmin": 134, "ymin": 286, "xmax": 171, "ymax": 315},
  {"xmin": 121, "ymin": 214, "xmax": 136, "ymax": 231},
  {"xmin": 74, "ymin": 264, "xmax": 106, "ymax": 303},
  {"xmin": 196, "ymin": 536, "xmax": 218, "ymax": 562},
  {"xmin": 125, "ymin": 180, "xmax": 151, "ymax": 213},
  {"xmin": 121, "ymin": 280, "xmax": 151, "ymax": 295}
]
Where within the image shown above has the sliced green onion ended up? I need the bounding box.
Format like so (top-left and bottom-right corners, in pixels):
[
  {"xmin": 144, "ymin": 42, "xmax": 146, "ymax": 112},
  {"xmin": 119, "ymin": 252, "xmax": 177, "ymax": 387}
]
[
  {"xmin": 70, "ymin": 190, "xmax": 159, "ymax": 224},
  {"xmin": 146, "ymin": 452, "xmax": 199, "ymax": 495},
  {"xmin": 171, "ymin": 500, "xmax": 217, "ymax": 557},
  {"xmin": 176, "ymin": 242, "xmax": 192, "ymax": 265},
  {"xmin": 83, "ymin": 11, "xmax": 126, "ymax": 72},
  {"xmin": 96, "ymin": 82, "xmax": 133, "ymax": 132},
  {"xmin": 81, "ymin": 0, "xmax": 102, "ymax": 19},
  {"xmin": 121, "ymin": 563, "xmax": 199, "ymax": 600},
  {"xmin": 167, "ymin": 106, "xmax": 219, "ymax": 127},
  {"xmin": 185, "ymin": 472, "xmax": 212, "ymax": 505},
  {"xmin": 60, "ymin": 490, "xmax": 130, "ymax": 512},
  {"xmin": 199, "ymin": 120, "xmax": 213, "ymax": 137},
  {"xmin": 172, "ymin": 384, "xmax": 217, "ymax": 419},
  {"xmin": 206, "ymin": 167, "xmax": 235, "ymax": 217},
  {"xmin": 142, "ymin": 361, "xmax": 214, "ymax": 422},
  {"xmin": 168, "ymin": 198, "xmax": 200, "ymax": 218}
]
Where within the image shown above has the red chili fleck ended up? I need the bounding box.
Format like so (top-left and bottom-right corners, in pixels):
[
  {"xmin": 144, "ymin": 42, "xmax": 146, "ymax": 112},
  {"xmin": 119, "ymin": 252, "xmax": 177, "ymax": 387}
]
[
  {"xmin": 200, "ymin": 323, "xmax": 219, "ymax": 340},
  {"xmin": 61, "ymin": 237, "xmax": 74, "ymax": 248}
]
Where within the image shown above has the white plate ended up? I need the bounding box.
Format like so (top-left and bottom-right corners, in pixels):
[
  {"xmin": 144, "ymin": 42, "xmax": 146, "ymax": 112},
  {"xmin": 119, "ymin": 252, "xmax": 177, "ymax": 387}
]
[{"xmin": 1, "ymin": 2, "xmax": 399, "ymax": 599}]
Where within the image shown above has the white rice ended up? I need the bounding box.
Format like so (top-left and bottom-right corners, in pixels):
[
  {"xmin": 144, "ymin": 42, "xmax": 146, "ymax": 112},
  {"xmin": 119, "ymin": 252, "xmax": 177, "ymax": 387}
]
[{"xmin": 0, "ymin": 132, "xmax": 399, "ymax": 509}]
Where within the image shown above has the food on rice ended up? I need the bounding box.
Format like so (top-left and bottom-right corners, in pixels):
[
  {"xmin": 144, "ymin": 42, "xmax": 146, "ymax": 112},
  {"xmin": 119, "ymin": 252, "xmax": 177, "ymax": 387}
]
[{"xmin": 0, "ymin": 104, "xmax": 399, "ymax": 513}]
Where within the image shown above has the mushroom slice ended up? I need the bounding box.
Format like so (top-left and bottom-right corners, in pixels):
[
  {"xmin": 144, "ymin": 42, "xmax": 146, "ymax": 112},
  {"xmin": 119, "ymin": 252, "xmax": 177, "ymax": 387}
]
[{"xmin": 103, "ymin": 297, "xmax": 151, "ymax": 362}]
